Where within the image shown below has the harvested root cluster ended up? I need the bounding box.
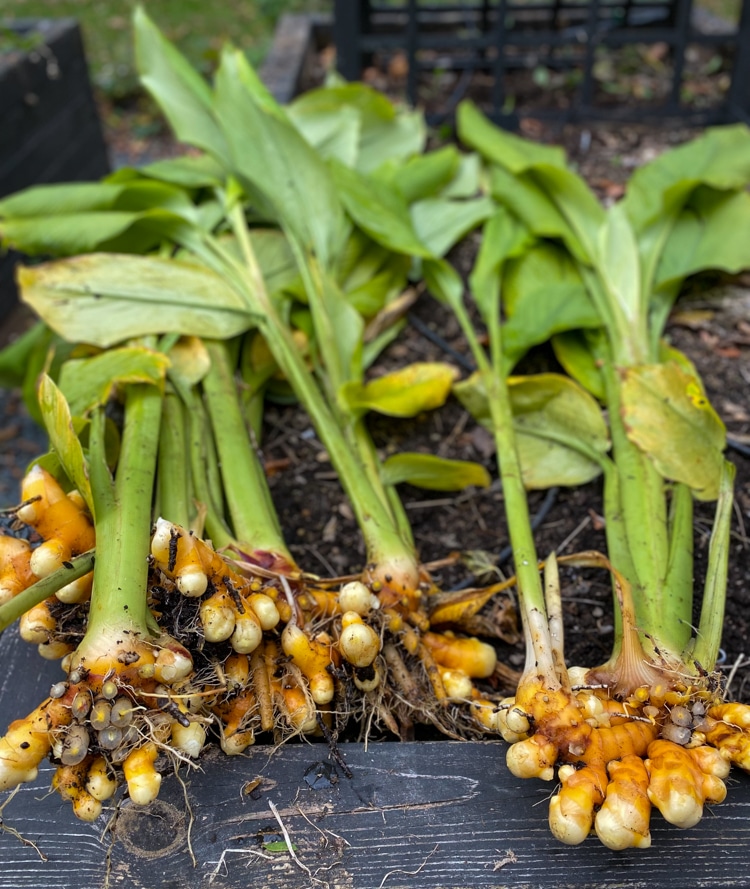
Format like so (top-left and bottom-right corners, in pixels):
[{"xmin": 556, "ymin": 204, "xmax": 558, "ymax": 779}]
[
  {"xmin": 0, "ymin": 497, "xmax": 516, "ymax": 818},
  {"xmin": 498, "ymin": 675, "xmax": 746, "ymax": 849}
]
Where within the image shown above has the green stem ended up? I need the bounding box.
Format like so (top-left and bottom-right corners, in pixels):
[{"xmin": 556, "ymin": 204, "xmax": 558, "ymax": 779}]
[
  {"xmin": 158, "ymin": 388, "xmax": 191, "ymax": 529},
  {"xmin": 202, "ymin": 339, "xmax": 293, "ymax": 561},
  {"xmin": 601, "ymin": 357, "xmax": 679, "ymax": 654},
  {"xmin": 351, "ymin": 418, "xmax": 414, "ymax": 548},
  {"xmin": 450, "ymin": 276, "xmax": 549, "ymax": 625},
  {"xmin": 0, "ymin": 551, "xmax": 95, "ymax": 633},
  {"xmin": 223, "ymin": 208, "xmax": 417, "ymax": 580},
  {"xmin": 169, "ymin": 374, "xmax": 232, "ymax": 548},
  {"xmin": 693, "ymin": 460, "xmax": 735, "ymax": 670},
  {"xmin": 84, "ymin": 384, "xmax": 163, "ymax": 640}
]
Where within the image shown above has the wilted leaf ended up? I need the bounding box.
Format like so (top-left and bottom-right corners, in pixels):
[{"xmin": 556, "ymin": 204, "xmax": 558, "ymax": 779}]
[
  {"xmin": 19, "ymin": 253, "xmax": 255, "ymax": 347},
  {"xmin": 340, "ymin": 362, "xmax": 459, "ymax": 417},
  {"xmin": 381, "ymin": 452, "xmax": 491, "ymax": 490},
  {"xmin": 59, "ymin": 347, "xmax": 170, "ymax": 415},
  {"xmin": 37, "ymin": 375, "xmax": 94, "ymax": 515},
  {"xmin": 620, "ymin": 361, "xmax": 726, "ymax": 499},
  {"xmin": 167, "ymin": 336, "xmax": 211, "ymax": 386}
]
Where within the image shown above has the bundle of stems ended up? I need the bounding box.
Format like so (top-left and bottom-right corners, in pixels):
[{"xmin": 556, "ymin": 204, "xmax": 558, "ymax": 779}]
[{"xmin": 426, "ymin": 104, "xmax": 750, "ymax": 848}]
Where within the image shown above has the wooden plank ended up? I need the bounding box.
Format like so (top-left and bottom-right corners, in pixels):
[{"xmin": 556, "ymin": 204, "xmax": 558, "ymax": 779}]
[{"xmin": 1, "ymin": 626, "xmax": 750, "ymax": 888}]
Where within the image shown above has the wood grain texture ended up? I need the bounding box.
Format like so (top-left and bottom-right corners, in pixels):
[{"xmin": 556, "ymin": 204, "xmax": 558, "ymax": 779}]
[{"xmin": 1, "ymin": 624, "xmax": 749, "ymax": 889}]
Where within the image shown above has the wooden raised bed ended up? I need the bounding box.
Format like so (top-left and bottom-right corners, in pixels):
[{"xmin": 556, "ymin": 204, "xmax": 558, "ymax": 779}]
[
  {"xmin": 0, "ymin": 625, "xmax": 749, "ymax": 888},
  {"xmin": 1, "ymin": 15, "xmax": 750, "ymax": 889},
  {"xmin": 0, "ymin": 18, "xmax": 110, "ymax": 316}
]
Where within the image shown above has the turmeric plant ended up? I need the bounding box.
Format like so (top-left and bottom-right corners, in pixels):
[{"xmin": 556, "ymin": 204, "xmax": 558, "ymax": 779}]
[{"xmin": 431, "ymin": 106, "xmax": 750, "ymax": 847}]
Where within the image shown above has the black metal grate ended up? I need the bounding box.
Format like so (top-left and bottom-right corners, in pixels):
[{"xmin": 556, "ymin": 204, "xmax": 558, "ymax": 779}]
[{"xmin": 333, "ymin": 0, "xmax": 750, "ymax": 127}]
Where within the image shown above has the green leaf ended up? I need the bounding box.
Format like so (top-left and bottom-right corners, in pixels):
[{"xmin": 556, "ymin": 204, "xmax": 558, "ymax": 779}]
[
  {"xmin": 458, "ymin": 101, "xmax": 603, "ymax": 260},
  {"xmin": 502, "ymin": 242, "xmax": 599, "ymax": 368},
  {"xmin": 381, "ymin": 452, "xmax": 491, "ymax": 491},
  {"xmin": 0, "ymin": 209, "xmax": 190, "ymax": 257},
  {"xmin": 656, "ymin": 189, "xmax": 750, "ymax": 289},
  {"xmin": 454, "ymin": 372, "xmax": 609, "ymax": 488},
  {"xmin": 411, "ymin": 195, "xmax": 495, "ymax": 258},
  {"xmin": 469, "ymin": 208, "xmax": 530, "ymax": 324},
  {"xmin": 290, "ymin": 82, "xmax": 425, "ymax": 173},
  {"xmin": 133, "ymin": 6, "xmax": 228, "ymax": 162},
  {"xmin": 214, "ymin": 47, "xmax": 347, "ymax": 268},
  {"xmin": 0, "ymin": 182, "xmax": 124, "ymax": 218},
  {"xmin": 289, "ymin": 103, "xmax": 362, "ymax": 167},
  {"xmin": 19, "ymin": 254, "xmax": 255, "ymax": 347},
  {"xmin": 441, "ymin": 152, "xmax": 482, "ymax": 199},
  {"xmin": 340, "ymin": 362, "xmax": 459, "ymax": 418},
  {"xmin": 551, "ymin": 330, "xmax": 606, "ymax": 400},
  {"xmin": 392, "ymin": 146, "xmax": 461, "ymax": 202},
  {"xmin": 37, "ymin": 374, "xmax": 94, "ymax": 515},
  {"xmin": 622, "ymin": 123, "xmax": 750, "ymax": 233},
  {"xmin": 330, "ymin": 160, "xmax": 432, "ymax": 258},
  {"xmin": 59, "ymin": 347, "xmax": 170, "ymax": 415},
  {"xmin": 620, "ymin": 361, "xmax": 726, "ymax": 500},
  {"xmin": 138, "ymin": 154, "xmax": 225, "ymax": 188},
  {"xmin": 458, "ymin": 101, "xmax": 569, "ymax": 172},
  {"xmin": 346, "ymin": 267, "xmax": 404, "ymax": 318}
]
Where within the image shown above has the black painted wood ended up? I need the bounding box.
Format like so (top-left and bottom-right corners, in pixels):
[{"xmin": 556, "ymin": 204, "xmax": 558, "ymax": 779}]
[
  {"xmin": 1, "ymin": 626, "xmax": 750, "ymax": 888},
  {"xmin": 0, "ymin": 19, "xmax": 110, "ymax": 316}
]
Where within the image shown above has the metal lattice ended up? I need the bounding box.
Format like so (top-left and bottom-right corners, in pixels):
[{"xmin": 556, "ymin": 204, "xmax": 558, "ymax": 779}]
[{"xmin": 333, "ymin": 0, "xmax": 750, "ymax": 126}]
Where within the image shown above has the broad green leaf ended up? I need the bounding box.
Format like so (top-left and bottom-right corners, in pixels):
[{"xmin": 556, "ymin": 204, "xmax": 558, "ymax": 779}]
[
  {"xmin": 37, "ymin": 374, "xmax": 94, "ymax": 515},
  {"xmin": 469, "ymin": 208, "xmax": 531, "ymax": 323},
  {"xmin": 0, "ymin": 182, "xmax": 125, "ymax": 218},
  {"xmin": 441, "ymin": 152, "xmax": 482, "ymax": 199},
  {"xmin": 138, "ymin": 154, "xmax": 225, "ymax": 188},
  {"xmin": 381, "ymin": 452, "xmax": 491, "ymax": 491},
  {"xmin": 358, "ymin": 109, "xmax": 425, "ymax": 173},
  {"xmin": 459, "ymin": 101, "xmax": 603, "ymax": 258},
  {"xmin": 340, "ymin": 362, "xmax": 459, "ymax": 418},
  {"xmin": 250, "ymin": 229, "xmax": 299, "ymax": 296},
  {"xmin": 214, "ymin": 47, "xmax": 347, "ymax": 268},
  {"xmin": 620, "ymin": 361, "xmax": 726, "ymax": 500},
  {"xmin": 458, "ymin": 101, "xmax": 568, "ymax": 172},
  {"xmin": 330, "ymin": 160, "xmax": 432, "ymax": 258},
  {"xmin": 502, "ymin": 243, "xmax": 598, "ymax": 368},
  {"xmin": 489, "ymin": 166, "xmax": 590, "ymax": 263},
  {"xmin": 19, "ymin": 253, "xmax": 255, "ymax": 347},
  {"xmin": 290, "ymin": 81, "xmax": 425, "ymax": 173},
  {"xmin": 0, "ymin": 209, "xmax": 190, "ymax": 257},
  {"xmin": 392, "ymin": 146, "xmax": 461, "ymax": 202},
  {"xmin": 59, "ymin": 347, "xmax": 170, "ymax": 415},
  {"xmin": 551, "ymin": 330, "xmax": 606, "ymax": 400},
  {"xmin": 454, "ymin": 371, "xmax": 609, "ymax": 488},
  {"xmin": 595, "ymin": 202, "xmax": 644, "ymax": 335},
  {"xmin": 134, "ymin": 6, "xmax": 228, "ymax": 162},
  {"xmin": 623, "ymin": 123, "xmax": 750, "ymax": 233},
  {"xmin": 656, "ymin": 189, "xmax": 750, "ymax": 289},
  {"xmin": 289, "ymin": 103, "xmax": 362, "ymax": 167},
  {"xmin": 411, "ymin": 195, "xmax": 495, "ymax": 257}
]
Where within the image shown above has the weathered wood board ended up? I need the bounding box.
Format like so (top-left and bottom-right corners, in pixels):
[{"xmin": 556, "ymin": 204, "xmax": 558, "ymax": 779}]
[{"xmin": 1, "ymin": 624, "xmax": 749, "ymax": 889}]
